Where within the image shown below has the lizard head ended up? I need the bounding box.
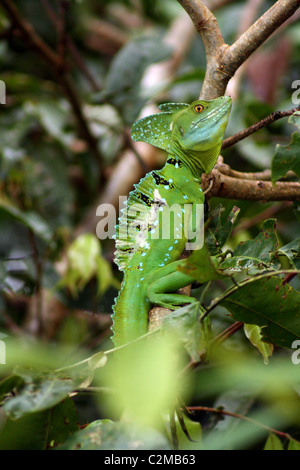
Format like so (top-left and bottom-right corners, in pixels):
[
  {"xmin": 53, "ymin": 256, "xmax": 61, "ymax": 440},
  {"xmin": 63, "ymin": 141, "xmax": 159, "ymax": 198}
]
[
  {"xmin": 170, "ymin": 96, "xmax": 232, "ymax": 173},
  {"xmin": 131, "ymin": 96, "xmax": 231, "ymax": 175}
]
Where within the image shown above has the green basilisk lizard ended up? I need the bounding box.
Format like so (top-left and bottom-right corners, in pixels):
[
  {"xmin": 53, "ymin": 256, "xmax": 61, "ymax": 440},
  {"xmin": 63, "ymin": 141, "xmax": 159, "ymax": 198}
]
[{"xmin": 112, "ymin": 96, "xmax": 231, "ymax": 347}]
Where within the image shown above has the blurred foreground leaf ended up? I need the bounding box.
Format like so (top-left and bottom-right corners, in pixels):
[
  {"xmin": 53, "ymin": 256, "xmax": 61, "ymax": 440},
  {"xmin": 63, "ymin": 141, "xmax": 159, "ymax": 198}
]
[
  {"xmin": 100, "ymin": 335, "xmax": 184, "ymax": 426},
  {"xmin": 264, "ymin": 432, "xmax": 284, "ymax": 450},
  {"xmin": 58, "ymin": 419, "xmax": 170, "ymax": 450}
]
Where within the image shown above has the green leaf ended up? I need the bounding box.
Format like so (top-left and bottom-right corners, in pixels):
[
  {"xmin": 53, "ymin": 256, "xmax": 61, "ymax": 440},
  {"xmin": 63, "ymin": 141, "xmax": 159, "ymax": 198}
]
[
  {"xmin": 46, "ymin": 398, "xmax": 78, "ymax": 449},
  {"xmin": 96, "ymin": 256, "xmax": 120, "ymax": 296},
  {"xmin": 0, "ymin": 398, "xmax": 78, "ymax": 450},
  {"xmin": 264, "ymin": 432, "xmax": 284, "ymax": 450},
  {"xmin": 101, "ymin": 337, "xmax": 182, "ymax": 426},
  {"xmin": 278, "ymin": 238, "xmax": 300, "ymax": 270},
  {"xmin": 98, "ymin": 35, "xmax": 172, "ymax": 123},
  {"xmin": 59, "ymin": 234, "xmax": 118, "ymax": 296},
  {"xmin": 288, "ymin": 110, "xmax": 300, "ymax": 130},
  {"xmin": 234, "ymin": 219, "xmax": 278, "ymax": 262},
  {"xmin": 0, "ymin": 199, "xmax": 53, "ymax": 243},
  {"xmin": 221, "ymin": 219, "xmax": 280, "ymax": 274},
  {"xmin": 244, "ymin": 324, "xmax": 273, "ymax": 364},
  {"xmin": 206, "ymin": 205, "xmax": 240, "ymax": 255},
  {"xmin": 58, "ymin": 419, "xmax": 170, "ymax": 450},
  {"xmin": 221, "ymin": 276, "xmax": 300, "ymax": 348},
  {"xmin": 3, "ymin": 368, "xmax": 80, "ymax": 420},
  {"xmin": 0, "ymin": 409, "xmax": 51, "ymax": 450},
  {"xmin": 26, "ymin": 99, "xmax": 73, "ymax": 147},
  {"xmin": 271, "ymin": 132, "xmax": 300, "ymax": 183},
  {"xmin": 161, "ymin": 303, "xmax": 202, "ymax": 361},
  {"xmin": 0, "ymin": 375, "xmax": 23, "ymax": 402},
  {"xmin": 288, "ymin": 438, "xmax": 300, "ymax": 450},
  {"xmin": 220, "ymin": 256, "xmax": 277, "ymax": 275}
]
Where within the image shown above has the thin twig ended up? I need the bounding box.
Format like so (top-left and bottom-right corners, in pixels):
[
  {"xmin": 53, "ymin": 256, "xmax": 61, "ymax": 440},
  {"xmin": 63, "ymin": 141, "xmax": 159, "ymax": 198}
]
[
  {"xmin": 222, "ymin": 106, "xmax": 300, "ymax": 150},
  {"xmin": 214, "ymin": 321, "xmax": 244, "ymax": 344},
  {"xmin": 186, "ymin": 405, "xmax": 299, "ymax": 443},
  {"xmin": 28, "ymin": 229, "xmax": 44, "ymax": 338}
]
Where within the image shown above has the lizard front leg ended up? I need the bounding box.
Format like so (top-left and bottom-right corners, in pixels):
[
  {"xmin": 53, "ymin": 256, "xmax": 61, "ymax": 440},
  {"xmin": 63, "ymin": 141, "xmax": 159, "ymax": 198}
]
[{"xmin": 146, "ymin": 259, "xmax": 197, "ymax": 310}]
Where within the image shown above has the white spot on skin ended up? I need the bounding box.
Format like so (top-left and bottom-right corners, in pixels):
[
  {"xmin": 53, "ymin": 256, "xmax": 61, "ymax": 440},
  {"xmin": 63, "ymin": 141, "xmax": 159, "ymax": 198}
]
[{"xmin": 153, "ymin": 189, "xmax": 163, "ymax": 203}]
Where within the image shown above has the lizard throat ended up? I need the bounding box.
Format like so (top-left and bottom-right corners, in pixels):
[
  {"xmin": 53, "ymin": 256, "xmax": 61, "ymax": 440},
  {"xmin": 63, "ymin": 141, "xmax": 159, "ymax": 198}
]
[{"xmin": 171, "ymin": 143, "xmax": 220, "ymax": 177}]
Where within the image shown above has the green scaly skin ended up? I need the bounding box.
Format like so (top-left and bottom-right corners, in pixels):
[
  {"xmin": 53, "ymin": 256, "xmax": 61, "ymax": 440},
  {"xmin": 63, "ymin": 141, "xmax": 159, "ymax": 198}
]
[{"xmin": 112, "ymin": 96, "xmax": 232, "ymax": 347}]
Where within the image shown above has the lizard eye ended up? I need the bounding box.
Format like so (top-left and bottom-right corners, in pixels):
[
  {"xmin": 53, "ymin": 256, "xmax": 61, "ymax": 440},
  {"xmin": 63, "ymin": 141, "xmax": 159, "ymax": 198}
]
[{"xmin": 194, "ymin": 104, "xmax": 204, "ymax": 113}]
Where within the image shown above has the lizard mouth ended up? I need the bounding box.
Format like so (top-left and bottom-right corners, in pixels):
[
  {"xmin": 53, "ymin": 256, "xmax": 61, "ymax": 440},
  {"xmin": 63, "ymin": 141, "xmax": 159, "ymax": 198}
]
[{"xmin": 191, "ymin": 100, "xmax": 231, "ymax": 129}]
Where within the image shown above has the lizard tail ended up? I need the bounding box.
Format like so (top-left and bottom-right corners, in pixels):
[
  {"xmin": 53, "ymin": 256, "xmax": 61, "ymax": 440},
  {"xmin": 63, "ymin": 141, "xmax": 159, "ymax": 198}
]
[{"xmin": 111, "ymin": 272, "xmax": 150, "ymax": 348}]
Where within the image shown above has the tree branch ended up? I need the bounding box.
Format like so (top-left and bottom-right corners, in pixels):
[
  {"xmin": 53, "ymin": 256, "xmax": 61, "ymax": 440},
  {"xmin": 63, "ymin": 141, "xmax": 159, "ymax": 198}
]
[
  {"xmin": 224, "ymin": 0, "xmax": 300, "ymax": 77},
  {"xmin": 201, "ymin": 169, "xmax": 300, "ymax": 201},
  {"xmin": 177, "ymin": 0, "xmax": 226, "ymax": 99},
  {"xmin": 177, "ymin": 0, "xmax": 300, "ymax": 98}
]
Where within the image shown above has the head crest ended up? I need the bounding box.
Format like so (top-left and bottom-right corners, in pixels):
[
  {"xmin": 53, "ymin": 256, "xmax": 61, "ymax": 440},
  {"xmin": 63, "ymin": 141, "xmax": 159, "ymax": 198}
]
[{"xmin": 131, "ymin": 102, "xmax": 189, "ymax": 151}]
